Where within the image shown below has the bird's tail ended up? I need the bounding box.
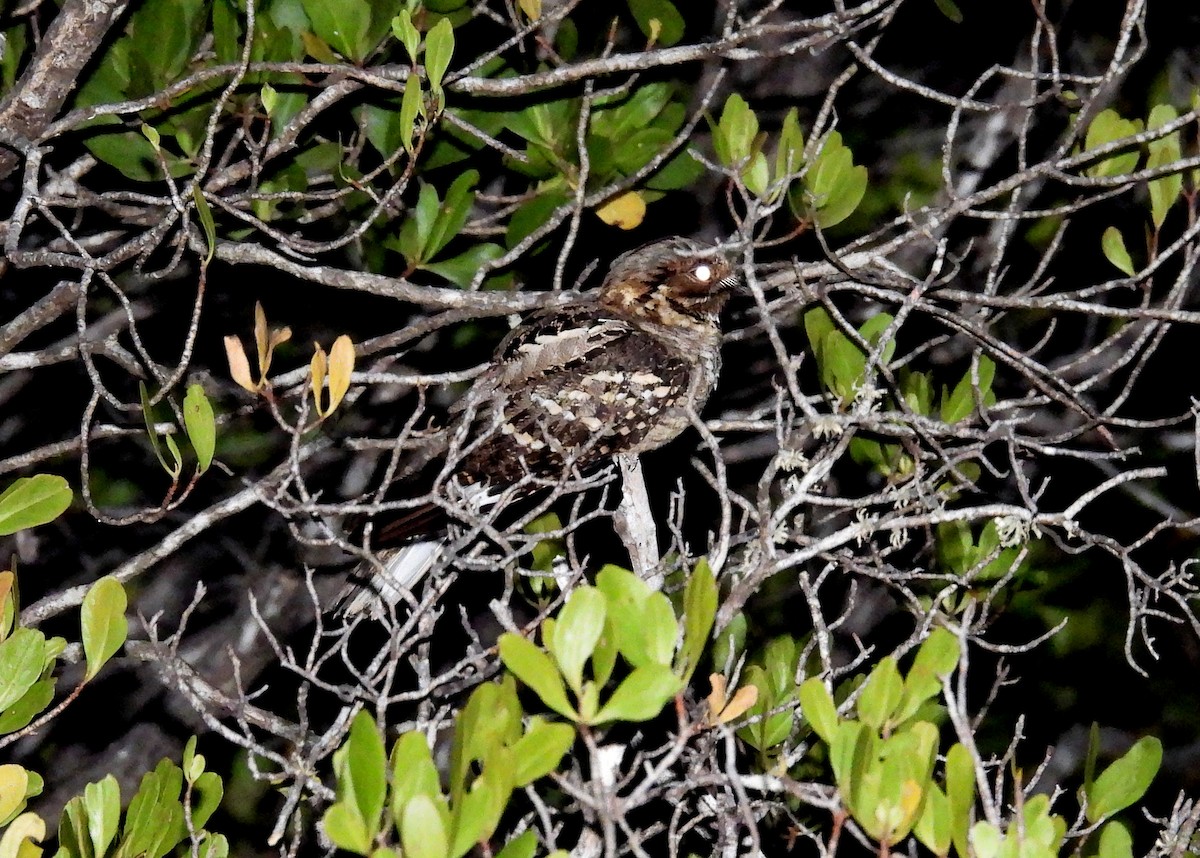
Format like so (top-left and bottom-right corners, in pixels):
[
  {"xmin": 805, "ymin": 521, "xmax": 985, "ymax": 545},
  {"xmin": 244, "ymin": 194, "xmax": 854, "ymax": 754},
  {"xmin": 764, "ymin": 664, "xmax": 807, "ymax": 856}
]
[{"xmin": 338, "ymin": 540, "xmax": 443, "ymax": 619}]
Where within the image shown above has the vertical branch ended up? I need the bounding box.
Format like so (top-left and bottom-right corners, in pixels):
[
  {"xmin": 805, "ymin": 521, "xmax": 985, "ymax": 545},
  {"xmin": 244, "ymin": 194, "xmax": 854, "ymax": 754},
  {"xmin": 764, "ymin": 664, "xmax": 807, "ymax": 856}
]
[{"xmin": 614, "ymin": 454, "xmax": 662, "ymax": 588}]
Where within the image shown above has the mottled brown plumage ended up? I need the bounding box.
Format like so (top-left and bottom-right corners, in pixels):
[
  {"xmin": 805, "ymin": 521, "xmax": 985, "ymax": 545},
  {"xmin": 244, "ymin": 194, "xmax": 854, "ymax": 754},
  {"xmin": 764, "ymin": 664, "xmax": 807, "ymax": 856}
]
[
  {"xmin": 346, "ymin": 237, "xmax": 735, "ymax": 611},
  {"xmin": 456, "ymin": 237, "xmax": 732, "ymax": 476}
]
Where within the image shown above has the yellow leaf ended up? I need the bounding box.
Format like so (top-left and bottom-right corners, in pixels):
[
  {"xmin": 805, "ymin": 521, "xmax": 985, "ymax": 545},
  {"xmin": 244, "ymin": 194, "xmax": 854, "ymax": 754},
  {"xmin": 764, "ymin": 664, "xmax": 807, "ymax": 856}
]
[
  {"xmin": 0, "ymin": 812, "xmax": 45, "ymax": 858},
  {"xmin": 310, "ymin": 345, "xmax": 328, "ymax": 416},
  {"xmin": 326, "ymin": 335, "xmax": 355, "ymax": 415},
  {"xmin": 518, "ymin": 0, "xmax": 541, "ymax": 19},
  {"xmin": 224, "ymin": 336, "xmax": 257, "ymax": 392},
  {"xmin": 0, "ymin": 765, "xmax": 29, "ymax": 822},
  {"xmin": 648, "ymin": 18, "xmax": 662, "ymax": 44},
  {"xmin": 595, "ymin": 191, "xmax": 647, "ymax": 230}
]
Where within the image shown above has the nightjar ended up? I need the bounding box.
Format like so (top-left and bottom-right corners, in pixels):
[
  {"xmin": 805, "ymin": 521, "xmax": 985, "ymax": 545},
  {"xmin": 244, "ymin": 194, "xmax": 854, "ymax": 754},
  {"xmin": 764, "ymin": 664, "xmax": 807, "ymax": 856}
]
[{"xmin": 344, "ymin": 236, "xmax": 737, "ymax": 615}]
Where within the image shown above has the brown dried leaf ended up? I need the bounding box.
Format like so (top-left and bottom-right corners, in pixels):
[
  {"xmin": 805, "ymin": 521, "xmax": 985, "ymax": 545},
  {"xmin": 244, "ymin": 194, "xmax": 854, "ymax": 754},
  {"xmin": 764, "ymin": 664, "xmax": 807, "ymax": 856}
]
[
  {"xmin": 310, "ymin": 344, "xmax": 328, "ymax": 416},
  {"xmin": 224, "ymin": 335, "xmax": 257, "ymax": 392},
  {"xmin": 717, "ymin": 683, "xmax": 759, "ymax": 724},
  {"xmin": 325, "ymin": 335, "xmax": 355, "ymax": 416}
]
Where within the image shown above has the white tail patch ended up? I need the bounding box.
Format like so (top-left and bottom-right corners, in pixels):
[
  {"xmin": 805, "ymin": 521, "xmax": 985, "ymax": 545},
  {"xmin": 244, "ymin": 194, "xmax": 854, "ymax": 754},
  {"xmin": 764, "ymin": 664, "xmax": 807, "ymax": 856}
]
[{"xmin": 342, "ymin": 541, "xmax": 443, "ymax": 619}]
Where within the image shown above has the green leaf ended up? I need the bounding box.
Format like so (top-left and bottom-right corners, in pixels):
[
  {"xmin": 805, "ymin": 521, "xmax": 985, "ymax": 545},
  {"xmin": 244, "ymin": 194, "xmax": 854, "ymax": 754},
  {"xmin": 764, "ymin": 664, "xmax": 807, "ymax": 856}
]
[
  {"xmin": 392, "ymin": 10, "xmax": 420, "ymax": 63},
  {"xmin": 807, "ymin": 131, "xmax": 867, "ymax": 227},
  {"xmin": 818, "ymin": 166, "xmax": 867, "ymax": 228},
  {"xmin": 640, "ymin": 593, "xmax": 678, "ymax": 667},
  {"xmin": 858, "ymin": 314, "xmax": 897, "ymax": 364},
  {"xmin": 450, "ymin": 680, "xmax": 521, "ymax": 803},
  {"xmin": 164, "ymin": 433, "xmax": 183, "ymax": 478},
  {"xmin": 410, "ymin": 181, "xmax": 441, "ymax": 264},
  {"xmin": 511, "ymin": 720, "xmax": 574, "ymax": 786},
  {"xmin": 945, "ymin": 743, "xmax": 976, "ymax": 858},
  {"xmin": 857, "ymin": 656, "xmax": 903, "ymax": 730},
  {"xmin": 761, "ymin": 635, "xmax": 799, "ymax": 699},
  {"xmin": 913, "ymin": 783, "xmax": 952, "ymax": 856},
  {"xmin": 775, "ymin": 107, "xmax": 805, "ymax": 187},
  {"xmin": 141, "ymin": 122, "xmax": 161, "ymax": 152},
  {"xmin": 711, "ymin": 612, "xmax": 745, "ymax": 674},
  {"xmin": 122, "ymin": 759, "xmax": 186, "ymax": 858},
  {"xmin": 676, "ymin": 558, "xmax": 717, "ymax": 682},
  {"xmin": 743, "ymin": 151, "xmax": 770, "ymax": 198},
  {"xmin": 797, "ymin": 678, "xmax": 839, "ymax": 744},
  {"xmin": 911, "ymin": 628, "xmax": 961, "ymax": 679},
  {"xmin": 932, "ymin": 0, "xmax": 963, "ymax": 23},
  {"xmin": 894, "ymin": 628, "xmax": 959, "ymax": 724},
  {"xmin": 61, "ymin": 793, "xmax": 95, "ymax": 858},
  {"xmin": 1097, "ymin": 821, "xmax": 1133, "ymax": 858},
  {"xmin": 183, "ymin": 384, "xmax": 216, "ymax": 474},
  {"xmin": 803, "ymin": 307, "xmax": 836, "ymax": 362},
  {"xmin": 424, "ymin": 170, "xmax": 478, "ymax": 260},
  {"xmin": 645, "ymin": 148, "xmax": 704, "ymax": 191},
  {"xmin": 495, "ymin": 830, "xmax": 538, "ymax": 858},
  {"xmin": 1146, "ymin": 104, "xmax": 1182, "ymax": 230},
  {"xmin": 323, "ymin": 802, "xmax": 371, "ymax": 855},
  {"xmin": 81, "ymin": 577, "xmax": 127, "ymax": 681},
  {"xmin": 941, "ymin": 358, "xmax": 991, "ymax": 424},
  {"xmin": 191, "ymin": 771, "xmax": 223, "ymax": 829},
  {"xmin": 191, "ymin": 185, "xmax": 216, "ymax": 266},
  {"xmin": 901, "ymin": 369, "xmax": 935, "ymax": 415},
  {"xmin": 82, "ymin": 775, "xmax": 120, "ymax": 858},
  {"xmin": 592, "ymin": 83, "xmax": 674, "ymax": 143},
  {"xmin": 390, "ymin": 732, "xmax": 443, "ymax": 825},
  {"xmin": 590, "ymin": 616, "xmax": 619, "ymax": 689},
  {"xmin": 399, "ymin": 76, "xmax": 422, "ymax": 154},
  {"xmin": 424, "ymin": 18, "xmax": 454, "ymax": 102},
  {"xmin": 1085, "ymin": 736, "xmax": 1162, "ymax": 822},
  {"xmin": 737, "ymin": 661, "xmax": 797, "ymax": 751},
  {"xmin": 627, "ymin": 0, "xmax": 685, "ymax": 46},
  {"xmin": 828, "ymin": 719, "xmax": 869, "ymax": 798},
  {"xmin": 549, "ymin": 587, "xmax": 606, "ymax": 694},
  {"xmin": 339, "ymin": 711, "xmax": 387, "ymax": 841},
  {"xmin": 969, "ymin": 821, "xmax": 1001, "ymax": 858},
  {"xmin": 505, "ymin": 188, "xmax": 570, "ymax": 248},
  {"xmin": 423, "ymin": 244, "xmax": 504, "ymax": 288},
  {"xmin": 401, "ymin": 795, "xmax": 450, "ymax": 858},
  {"xmin": 1101, "ymin": 226, "xmax": 1135, "ymax": 276},
  {"xmin": 183, "ymin": 735, "xmax": 203, "ymax": 784},
  {"xmin": 0, "ymin": 678, "xmax": 54, "ymax": 735},
  {"xmin": 715, "ymin": 94, "xmax": 757, "ymax": 167},
  {"xmin": 593, "ymin": 664, "xmax": 682, "ymax": 724},
  {"xmin": 1084, "ymin": 110, "xmax": 1141, "ymax": 178},
  {"xmin": 139, "ymin": 382, "xmax": 179, "ymax": 478},
  {"xmin": 301, "ymin": 0, "xmax": 370, "ymax": 61},
  {"xmin": 449, "ymin": 761, "xmax": 510, "ymax": 857},
  {"xmin": 197, "ymin": 833, "xmax": 230, "ymax": 858},
  {"xmin": 259, "ymin": 83, "xmax": 278, "ymax": 117},
  {"xmin": 498, "ymin": 633, "xmax": 577, "ymax": 720},
  {"xmin": 595, "ymin": 566, "xmax": 653, "ymax": 667},
  {"xmin": 0, "ymin": 475, "xmax": 72, "ymax": 536}
]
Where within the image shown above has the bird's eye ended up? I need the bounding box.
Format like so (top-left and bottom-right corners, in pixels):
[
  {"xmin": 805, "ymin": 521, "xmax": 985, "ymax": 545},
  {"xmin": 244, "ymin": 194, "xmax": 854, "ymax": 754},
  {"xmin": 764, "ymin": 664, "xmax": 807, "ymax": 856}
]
[{"xmin": 693, "ymin": 264, "xmax": 712, "ymax": 282}]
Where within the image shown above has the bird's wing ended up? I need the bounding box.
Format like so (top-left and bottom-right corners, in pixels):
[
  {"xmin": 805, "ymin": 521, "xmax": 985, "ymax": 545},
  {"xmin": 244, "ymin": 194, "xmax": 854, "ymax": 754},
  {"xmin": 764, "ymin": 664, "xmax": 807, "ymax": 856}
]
[{"xmin": 449, "ymin": 306, "xmax": 693, "ymax": 486}]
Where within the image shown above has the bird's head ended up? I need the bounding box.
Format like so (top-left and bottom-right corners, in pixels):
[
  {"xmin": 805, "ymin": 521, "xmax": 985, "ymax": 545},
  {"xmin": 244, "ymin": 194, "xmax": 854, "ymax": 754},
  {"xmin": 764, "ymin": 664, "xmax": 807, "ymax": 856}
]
[{"xmin": 598, "ymin": 237, "xmax": 738, "ymax": 330}]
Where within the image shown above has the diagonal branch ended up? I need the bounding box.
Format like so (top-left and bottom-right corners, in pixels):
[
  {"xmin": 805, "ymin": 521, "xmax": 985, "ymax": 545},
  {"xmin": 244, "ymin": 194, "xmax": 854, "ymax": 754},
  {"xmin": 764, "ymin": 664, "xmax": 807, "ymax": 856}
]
[{"xmin": 0, "ymin": 0, "xmax": 132, "ymax": 179}]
